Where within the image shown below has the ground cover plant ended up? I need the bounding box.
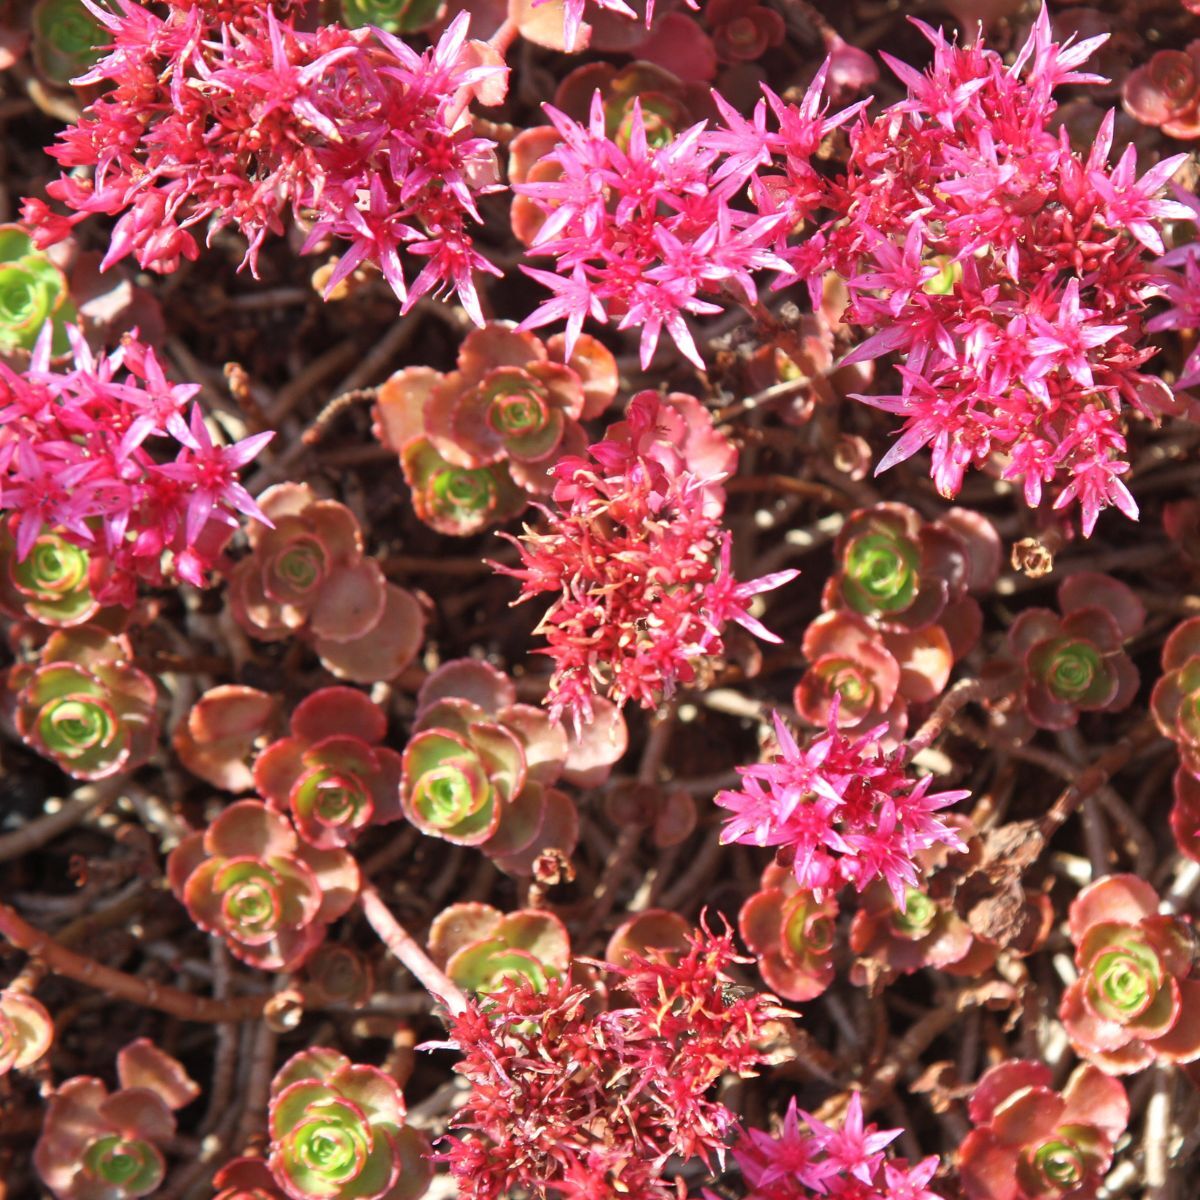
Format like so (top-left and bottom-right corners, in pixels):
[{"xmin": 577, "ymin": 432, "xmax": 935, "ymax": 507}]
[{"xmin": 4, "ymin": 0, "xmax": 1200, "ymax": 1197}]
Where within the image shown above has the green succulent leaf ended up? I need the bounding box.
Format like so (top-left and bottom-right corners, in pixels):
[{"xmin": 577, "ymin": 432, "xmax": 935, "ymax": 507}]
[
  {"xmin": 841, "ymin": 530, "xmax": 920, "ymax": 615},
  {"xmin": 82, "ymin": 1135, "xmax": 164, "ymax": 1196}
]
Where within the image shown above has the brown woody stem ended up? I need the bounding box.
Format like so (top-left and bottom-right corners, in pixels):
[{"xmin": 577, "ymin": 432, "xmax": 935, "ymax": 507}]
[{"xmin": 0, "ymin": 902, "xmax": 268, "ymax": 1023}]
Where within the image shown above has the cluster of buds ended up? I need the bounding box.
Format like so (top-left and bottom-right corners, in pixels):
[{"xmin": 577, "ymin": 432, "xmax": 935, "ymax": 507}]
[
  {"xmin": 796, "ymin": 502, "xmax": 1000, "ymax": 738},
  {"xmin": 229, "ymin": 483, "xmax": 425, "ymax": 684},
  {"xmin": 500, "ymin": 391, "xmax": 796, "ymax": 725},
  {"xmin": 167, "ymin": 800, "xmax": 359, "ymax": 972},
  {"xmin": 401, "ymin": 659, "xmax": 618, "ymax": 875},
  {"xmin": 994, "ymin": 572, "xmax": 1143, "ymax": 733},
  {"xmin": 1060, "ymin": 874, "xmax": 1200, "ymax": 1073},
  {"xmin": 738, "ymin": 862, "xmax": 838, "ymax": 1001},
  {"xmin": 427, "ymin": 901, "xmax": 571, "ymax": 994},
  {"xmin": 437, "ymin": 923, "xmax": 788, "ymax": 1200},
  {"xmin": 34, "ymin": 1040, "xmax": 199, "ymax": 1200},
  {"xmin": 375, "ymin": 322, "xmax": 617, "ymax": 536},
  {"xmin": 959, "ymin": 1060, "xmax": 1129, "ymax": 1200},
  {"xmin": 10, "ymin": 624, "xmax": 157, "ymax": 781},
  {"xmin": 0, "ymin": 330, "xmax": 270, "ymax": 605},
  {"xmin": 266, "ymin": 1049, "xmax": 431, "ymax": 1200}
]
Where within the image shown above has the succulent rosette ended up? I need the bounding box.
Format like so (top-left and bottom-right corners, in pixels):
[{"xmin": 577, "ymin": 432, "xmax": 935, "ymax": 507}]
[
  {"xmin": 255, "ymin": 687, "xmax": 403, "ymax": 850},
  {"xmin": 1060, "ymin": 874, "xmax": 1200, "ymax": 1073},
  {"xmin": 30, "ymin": 0, "xmax": 106, "ymax": 87},
  {"xmin": 167, "ymin": 800, "xmax": 359, "ymax": 971},
  {"xmin": 11, "ymin": 625, "xmax": 157, "ymax": 780},
  {"xmin": 824, "ymin": 503, "xmax": 1000, "ymax": 640},
  {"xmin": 959, "ymin": 1060, "xmax": 1129, "ymax": 1200},
  {"xmin": 303, "ymin": 944, "xmax": 375, "ymax": 1010},
  {"xmin": 1123, "ymin": 41, "xmax": 1200, "ymax": 139},
  {"xmin": 1152, "ymin": 614, "xmax": 1200, "ymax": 773},
  {"xmin": 34, "ymin": 1041, "xmax": 198, "ymax": 1200},
  {"xmin": 705, "ymin": 0, "xmax": 784, "ymax": 63},
  {"xmin": 1008, "ymin": 573, "xmax": 1143, "ymax": 731},
  {"xmin": 229, "ymin": 483, "xmax": 424, "ymax": 683},
  {"xmin": 402, "ymin": 659, "xmax": 579, "ymax": 869},
  {"xmin": 0, "ymin": 224, "xmax": 75, "ymax": 355},
  {"xmin": 397, "ymin": 437, "xmax": 527, "ymax": 537},
  {"xmin": 794, "ymin": 609, "xmax": 906, "ymax": 736},
  {"xmin": 850, "ymin": 881, "xmax": 993, "ymax": 986},
  {"xmin": 339, "ymin": 0, "xmax": 443, "ymax": 35},
  {"xmin": 738, "ymin": 863, "xmax": 838, "ymax": 1001},
  {"xmin": 428, "ymin": 902, "xmax": 571, "ymax": 994},
  {"xmin": 267, "ymin": 1048, "xmax": 431, "ymax": 1200},
  {"xmin": 0, "ymin": 988, "xmax": 53, "ymax": 1074},
  {"xmin": 0, "ymin": 523, "xmax": 100, "ymax": 626}
]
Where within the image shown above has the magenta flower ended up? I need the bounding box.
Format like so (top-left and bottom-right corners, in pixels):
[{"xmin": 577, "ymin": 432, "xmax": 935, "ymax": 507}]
[
  {"xmin": 716, "ymin": 709, "xmax": 968, "ymax": 906},
  {"xmin": 25, "ymin": 4, "xmax": 505, "ymax": 320}
]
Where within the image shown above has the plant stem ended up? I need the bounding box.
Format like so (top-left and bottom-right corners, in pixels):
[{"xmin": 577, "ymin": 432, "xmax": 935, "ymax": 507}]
[
  {"xmin": 0, "ymin": 902, "xmax": 268, "ymax": 1023},
  {"xmin": 359, "ymin": 882, "xmax": 467, "ymax": 1016}
]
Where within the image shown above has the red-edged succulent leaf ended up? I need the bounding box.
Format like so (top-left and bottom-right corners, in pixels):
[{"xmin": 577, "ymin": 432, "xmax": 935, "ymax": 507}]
[
  {"xmin": 1059, "ymin": 1064, "xmax": 1130, "ymax": 1142},
  {"xmin": 116, "ymin": 1041, "xmax": 200, "ymax": 1111},
  {"xmin": 214, "ymin": 1156, "xmax": 289, "ymax": 1200},
  {"xmin": 1058, "ymin": 572, "xmax": 1144, "ymax": 640},
  {"xmin": 605, "ymin": 909, "xmax": 691, "ymax": 966},
  {"xmin": 316, "ymin": 584, "xmax": 425, "ymax": 684},
  {"xmin": 959, "ymin": 1128, "xmax": 1020, "ymax": 1200},
  {"xmin": 968, "ymin": 1061, "xmax": 1054, "ymax": 1127},
  {"xmin": 416, "ymin": 658, "xmax": 516, "ymax": 718},
  {"xmin": 1068, "ymin": 874, "xmax": 1160, "ymax": 943},
  {"xmin": 174, "ymin": 685, "xmax": 278, "ymax": 793}
]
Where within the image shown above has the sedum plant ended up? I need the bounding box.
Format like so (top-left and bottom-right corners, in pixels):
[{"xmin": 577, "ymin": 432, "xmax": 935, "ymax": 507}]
[
  {"xmin": 0, "ymin": 523, "xmax": 101, "ymax": 627},
  {"xmin": 959, "ymin": 1060, "xmax": 1129, "ymax": 1200},
  {"xmin": 998, "ymin": 572, "xmax": 1143, "ymax": 732},
  {"xmin": 738, "ymin": 863, "xmax": 838, "ymax": 1001},
  {"xmin": 29, "ymin": 0, "xmax": 106, "ymax": 88},
  {"xmin": 255, "ymin": 687, "xmax": 404, "ymax": 851},
  {"xmin": 1060, "ymin": 874, "xmax": 1200, "ymax": 1073},
  {"xmin": 167, "ymin": 800, "xmax": 359, "ymax": 972},
  {"xmin": 0, "ymin": 224, "xmax": 75, "ymax": 355},
  {"xmin": 229, "ymin": 483, "xmax": 425, "ymax": 684},
  {"xmin": 267, "ymin": 1048, "xmax": 431, "ymax": 1200},
  {"xmin": 1152, "ymin": 614, "xmax": 1200, "ymax": 774},
  {"xmin": 34, "ymin": 1040, "xmax": 199, "ymax": 1200},
  {"xmin": 427, "ymin": 901, "xmax": 571, "ymax": 994},
  {"xmin": 10, "ymin": 624, "xmax": 157, "ymax": 781}
]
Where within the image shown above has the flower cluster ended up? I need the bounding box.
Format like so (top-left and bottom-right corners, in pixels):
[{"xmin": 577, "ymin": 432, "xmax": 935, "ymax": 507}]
[
  {"xmin": 715, "ymin": 710, "xmax": 969, "ymax": 906},
  {"xmin": 513, "ymin": 63, "xmax": 859, "ymax": 369},
  {"xmin": 0, "ymin": 329, "xmax": 270, "ymax": 604},
  {"xmin": 1060, "ymin": 874, "xmax": 1200, "ymax": 1073},
  {"xmin": 826, "ymin": 9, "xmax": 1188, "ymax": 535},
  {"xmin": 437, "ymin": 923, "xmax": 787, "ymax": 1200},
  {"xmin": 229, "ymin": 483, "xmax": 425, "ymax": 684},
  {"xmin": 500, "ymin": 391, "xmax": 797, "ymax": 725},
  {"xmin": 725, "ymin": 1093, "xmax": 939, "ymax": 1200},
  {"xmin": 959, "ymin": 1060, "xmax": 1128, "ymax": 1200},
  {"xmin": 26, "ymin": 4, "xmax": 504, "ymax": 320}
]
